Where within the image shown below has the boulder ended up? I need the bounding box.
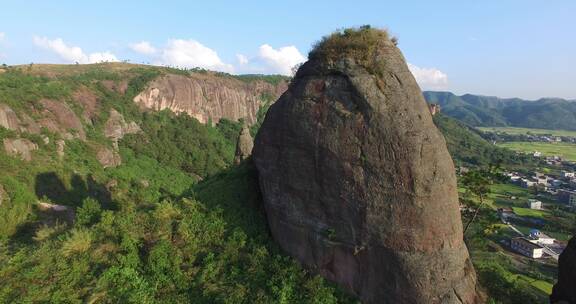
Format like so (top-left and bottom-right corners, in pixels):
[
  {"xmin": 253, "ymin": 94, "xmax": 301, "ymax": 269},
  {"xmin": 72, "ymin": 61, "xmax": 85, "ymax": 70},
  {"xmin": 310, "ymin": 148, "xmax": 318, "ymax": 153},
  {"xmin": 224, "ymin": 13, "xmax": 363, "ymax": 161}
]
[
  {"xmin": 72, "ymin": 86, "xmax": 100, "ymax": 123},
  {"xmin": 104, "ymin": 109, "xmax": 141, "ymax": 142},
  {"xmin": 3, "ymin": 138, "xmax": 38, "ymax": 161},
  {"xmin": 100, "ymin": 80, "xmax": 128, "ymax": 94},
  {"xmin": 96, "ymin": 147, "xmax": 122, "ymax": 168},
  {"xmin": 56, "ymin": 139, "xmax": 66, "ymax": 158},
  {"xmin": 234, "ymin": 125, "xmax": 254, "ymax": 164},
  {"xmin": 253, "ymin": 27, "xmax": 480, "ymax": 304},
  {"xmin": 551, "ymin": 236, "xmax": 576, "ymax": 304},
  {"xmin": 106, "ymin": 179, "xmax": 118, "ymax": 191},
  {"xmin": 0, "ymin": 104, "xmax": 41, "ymax": 134},
  {"xmin": 0, "ymin": 104, "xmax": 21, "ymax": 131},
  {"xmin": 37, "ymin": 99, "xmax": 86, "ymax": 140},
  {"xmin": 37, "ymin": 202, "xmax": 75, "ymax": 225}
]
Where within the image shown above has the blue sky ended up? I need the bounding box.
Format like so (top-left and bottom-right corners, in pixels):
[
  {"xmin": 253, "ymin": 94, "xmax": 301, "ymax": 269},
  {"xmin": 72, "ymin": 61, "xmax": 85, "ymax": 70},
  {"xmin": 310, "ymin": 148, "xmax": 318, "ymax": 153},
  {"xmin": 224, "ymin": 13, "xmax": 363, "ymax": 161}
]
[{"xmin": 0, "ymin": 1, "xmax": 575, "ymax": 99}]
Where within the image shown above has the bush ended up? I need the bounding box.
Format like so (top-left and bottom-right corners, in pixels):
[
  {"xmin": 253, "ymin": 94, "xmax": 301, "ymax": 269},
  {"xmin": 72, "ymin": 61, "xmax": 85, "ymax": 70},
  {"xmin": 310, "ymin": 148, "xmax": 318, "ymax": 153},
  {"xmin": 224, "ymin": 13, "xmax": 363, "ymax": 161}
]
[
  {"xmin": 309, "ymin": 25, "xmax": 390, "ymax": 69},
  {"xmin": 76, "ymin": 197, "xmax": 102, "ymax": 226},
  {"xmin": 61, "ymin": 228, "xmax": 93, "ymax": 257}
]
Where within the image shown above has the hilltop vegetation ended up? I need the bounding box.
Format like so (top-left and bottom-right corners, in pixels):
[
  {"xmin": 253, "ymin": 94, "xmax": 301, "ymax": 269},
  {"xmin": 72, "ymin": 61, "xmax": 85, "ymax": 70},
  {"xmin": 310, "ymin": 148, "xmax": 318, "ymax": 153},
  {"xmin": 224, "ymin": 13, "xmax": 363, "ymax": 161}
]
[{"xmin": 425, "ymin": 91, "xmax": 576, "ymax": 131}]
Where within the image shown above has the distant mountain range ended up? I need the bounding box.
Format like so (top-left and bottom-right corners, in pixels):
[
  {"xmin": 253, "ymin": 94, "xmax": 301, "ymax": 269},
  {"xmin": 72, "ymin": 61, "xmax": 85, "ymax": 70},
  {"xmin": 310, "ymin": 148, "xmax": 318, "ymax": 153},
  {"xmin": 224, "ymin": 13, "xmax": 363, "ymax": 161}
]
[{"xmin": 424, "ymin": 91, "xmax": 576, "ymax": 131}]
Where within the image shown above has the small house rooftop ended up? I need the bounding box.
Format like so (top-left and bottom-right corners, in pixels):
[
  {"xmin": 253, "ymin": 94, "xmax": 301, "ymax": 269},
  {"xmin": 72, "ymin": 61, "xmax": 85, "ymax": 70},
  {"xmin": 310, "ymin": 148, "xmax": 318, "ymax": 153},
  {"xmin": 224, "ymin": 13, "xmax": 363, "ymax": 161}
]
[{"xmin": 513, "ymin": 237, "xmax": 544, "ymax": 250}]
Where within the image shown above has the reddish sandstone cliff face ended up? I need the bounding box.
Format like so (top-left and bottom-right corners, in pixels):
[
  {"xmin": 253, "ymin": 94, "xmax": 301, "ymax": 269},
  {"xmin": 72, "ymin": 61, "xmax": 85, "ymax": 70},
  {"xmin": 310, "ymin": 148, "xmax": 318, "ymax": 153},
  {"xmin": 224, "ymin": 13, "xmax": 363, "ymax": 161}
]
[
  {"xmin": 2, "ymin": 65, "xmax": 283, "ymax": 165},
  {"xmin": 133, "ymin": 74, "xmax": 288, "ymax": 125}
]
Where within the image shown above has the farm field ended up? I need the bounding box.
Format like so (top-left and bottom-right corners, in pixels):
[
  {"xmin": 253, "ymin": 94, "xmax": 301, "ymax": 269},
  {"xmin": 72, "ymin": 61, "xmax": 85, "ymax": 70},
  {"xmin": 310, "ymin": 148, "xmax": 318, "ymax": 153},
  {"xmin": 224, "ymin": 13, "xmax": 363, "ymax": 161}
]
[
  {"xmin": 478, "ymin": 127, "xmax": 576, "ymax": 137},
  {"xmin": 497, "ymin": 142, "xmax": 576, "ymax": 161},
  {"xmin": 512, "ymin": 207, "xmax": 548, "ymax": 218}
]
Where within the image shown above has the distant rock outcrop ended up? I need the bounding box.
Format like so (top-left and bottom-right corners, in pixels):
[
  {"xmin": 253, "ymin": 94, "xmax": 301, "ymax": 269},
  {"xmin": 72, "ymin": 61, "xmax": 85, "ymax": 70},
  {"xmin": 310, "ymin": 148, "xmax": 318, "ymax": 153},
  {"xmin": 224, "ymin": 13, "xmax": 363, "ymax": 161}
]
[
  {"xmin": 97, "ymin": 109, "xmax": 141, "ymax": 167},
  {"xmin": 0, "ymin": 104, "xmax": 21, "ymax": 131},
  {"xmin": 133, "ymin": 74, "xmax": 287, "ymax": 125},
  {"xmin": 96, "ymin": 147, "xmax": 122, "ymax": 168},
  {"xmin": 551, "ymin": 236, "xmax": 576, "ymax": 304},
  {"xmin": 0, "ymin": 104, "xmax": 41, "ymax": 134},
  {"xmin": 429, "ymin": 103, "xmax": 441, "ymax": 116},
  {"xmin": 234, "ymin": 125, "xmax": 253, "ymax": 164},
  {"xmin": 72, "ymin": 86, "xmax": 100, "ymax": 123},
  {"xmin": 253, "ymin": 27, "xmax": 481, "ymax": 303},
  {"xmin": 37, "ymin": 99, "xmax": 85, "ymax": 140},
  {"xmin": 3, "ymin": 138, "xmax": 38, "ymax": 161},
  {"xmin": 104, "ymin": 109, "xmax": 141, "ymax": 146}
]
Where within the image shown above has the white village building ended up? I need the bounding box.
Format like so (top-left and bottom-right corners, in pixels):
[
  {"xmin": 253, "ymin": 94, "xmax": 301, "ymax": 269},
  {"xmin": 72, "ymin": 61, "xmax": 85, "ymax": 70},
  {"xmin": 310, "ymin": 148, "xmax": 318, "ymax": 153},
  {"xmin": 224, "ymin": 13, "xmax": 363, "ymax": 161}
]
[
  {"xmin": 528, "ymin": 199, "xmax": 542, "ymax": 210},
  {"xmin": 511, "ymin": 237, "xmax": 544, "ymax": 258}
]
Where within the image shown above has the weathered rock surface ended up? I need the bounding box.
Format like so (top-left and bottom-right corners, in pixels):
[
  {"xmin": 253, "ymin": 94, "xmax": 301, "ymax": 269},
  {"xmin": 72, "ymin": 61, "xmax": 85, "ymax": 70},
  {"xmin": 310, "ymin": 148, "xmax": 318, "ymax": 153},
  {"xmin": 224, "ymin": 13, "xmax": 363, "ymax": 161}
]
[
  {"xmin": 56, "ymin": 139, "xmax": 66, "ymax": 159},
  {"xmin": 234, "ymin": 125, "xmax": 253, "ymax": 164},
  {"xmin": 104, "ymin": 109, "xmax": 141, "ymax": 143},
  {"xmin": 99, "ymin": 109, "xmax": 141, "ymax": 166},
  {"xmin": 133, "ymin": 73, "xmax": 287, "ymax": 125},
  {"xmin": 253, "ymin": 28, "xmax": 480, "ymax": 303},
  {"xmin": 37, "ymin": 99, "xmax": 86, "ymax": 140},
  {"xmin": 37, "ymin": 202, "xmax": 75, "ymax": 225},
  {"xmin": 0, "ymin": 104, "xmax": 41, "ymax": 134},
  {"xmin": 0, "ymin": 104, "xmax": 21, "ymax": 130},
  {"xmin": 551, "ymin": 236, "xmax": 576, "ymax": 304},
  {"xmin": 96, "ymin": 147, "xmax": 122, "ymax": 168},
  {"xmin": 0, "ymin": 184, "xmax": 6, "ymax": 206},
  {"xmin": 72, "ymin": 86, "xmax": 100, "ymax": 123},
  {"xmin": 3, "ymin": 138, "xmax": 38, "ymax": 161},
  {"xmin": 100, "ymin": 80, "xmax": 128, "ymax": 95}
]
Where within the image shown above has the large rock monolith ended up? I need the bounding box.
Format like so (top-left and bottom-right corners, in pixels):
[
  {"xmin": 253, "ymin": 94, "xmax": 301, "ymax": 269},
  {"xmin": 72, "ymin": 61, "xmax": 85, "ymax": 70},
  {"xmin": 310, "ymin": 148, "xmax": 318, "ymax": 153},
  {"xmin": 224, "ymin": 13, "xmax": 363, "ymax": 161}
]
[
  {"xmin": 551, "ymin": 236, "xmax": 576, "ymax": 304},
  {"xmin": 234, "ymin": 124, "xmax": 253, "ymax": 164},
  {"xmin": 252, "ymin": 27, "xmax": 481, "ymax": 303}
]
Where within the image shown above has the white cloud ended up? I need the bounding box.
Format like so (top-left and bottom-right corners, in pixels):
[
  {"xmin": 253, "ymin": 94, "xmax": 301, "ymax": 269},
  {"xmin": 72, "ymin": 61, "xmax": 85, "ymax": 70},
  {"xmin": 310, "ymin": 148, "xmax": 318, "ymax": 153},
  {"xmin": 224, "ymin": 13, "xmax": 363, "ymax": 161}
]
[
  {"xmin": 233, "ymin": 44, "xmax": 305, "ymax": 76},
  {"xmin": 130, "ymin": 41, "xmax": 156, "ymax": 55},
  {"xmin": 33, "ymin": 36, "xmax": 118, "ymax": 64},
  {"xmin": 158, "ymin": 39, "xmax": 233, "ymax": 73},
  {"xmin": 257, "ymin": 44, "xmax": 305, "ymax": 75},
  {"xmin": 0, "ymin": 32, "xmax": 5, "ymax": 42},
  {"xmin": 236, "ymin": 54, "xmax": 248, "ymax": 65},
  {"xmin": 407, "ymin": 63, "xmax": 448, "ymax": 90}
]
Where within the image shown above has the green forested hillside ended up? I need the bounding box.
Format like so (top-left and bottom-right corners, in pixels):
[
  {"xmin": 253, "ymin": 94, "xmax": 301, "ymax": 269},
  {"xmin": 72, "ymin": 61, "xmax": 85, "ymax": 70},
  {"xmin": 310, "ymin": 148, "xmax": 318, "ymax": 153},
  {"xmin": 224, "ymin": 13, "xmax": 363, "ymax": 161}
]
[
  {"xmin": 425, "ymin": 91, "xmax": 576, "ymax": 131},
  {"xmin": 0, "ymin": 63, "xmax": 541, "ymax": 303},
  {"xmin": 433, "ymin": 114, "xmax": 535, "ymax": 167},
  {"xmin": 0, "ymin": 64, "xmax": 353, "ymax": 303}
]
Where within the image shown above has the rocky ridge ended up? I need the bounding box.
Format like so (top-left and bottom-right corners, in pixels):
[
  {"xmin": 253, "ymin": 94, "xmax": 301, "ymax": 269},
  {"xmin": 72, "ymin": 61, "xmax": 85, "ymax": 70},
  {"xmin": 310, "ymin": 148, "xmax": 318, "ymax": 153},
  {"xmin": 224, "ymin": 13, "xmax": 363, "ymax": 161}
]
[
  {"xmin": 233, "ymin": 124, "xmax": 254, "ymax": 164},
  {"xmin": 133, "ymin": 73, "xmax": 287, "ymax": 125}
]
